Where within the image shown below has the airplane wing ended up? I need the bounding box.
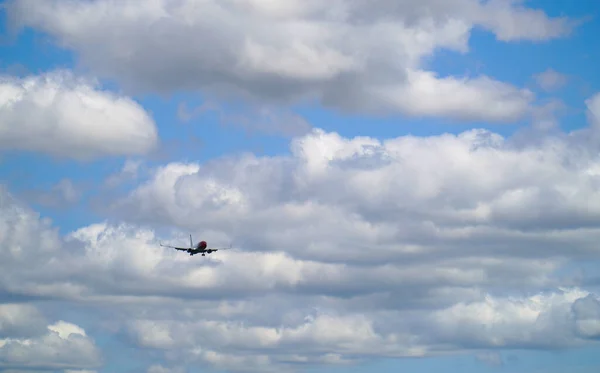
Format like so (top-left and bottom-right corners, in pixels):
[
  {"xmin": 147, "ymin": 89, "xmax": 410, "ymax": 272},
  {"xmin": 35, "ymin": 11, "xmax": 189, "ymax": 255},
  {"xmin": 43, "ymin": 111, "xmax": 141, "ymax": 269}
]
[
  {"xmin": 210, "ymin": 243, "xmax": 234, "ymax": 251},
  {"xmin": 159, "ymin": 242, "xmax": 189, "ymax": 251}
]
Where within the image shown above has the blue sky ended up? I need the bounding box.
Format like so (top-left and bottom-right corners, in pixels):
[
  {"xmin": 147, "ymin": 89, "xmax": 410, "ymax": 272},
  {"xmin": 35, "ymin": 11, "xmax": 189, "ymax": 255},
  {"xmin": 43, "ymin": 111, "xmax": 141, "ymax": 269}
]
[{"xmin": 2, "ymin": 1, "xmax": 600, "ymax": 373}]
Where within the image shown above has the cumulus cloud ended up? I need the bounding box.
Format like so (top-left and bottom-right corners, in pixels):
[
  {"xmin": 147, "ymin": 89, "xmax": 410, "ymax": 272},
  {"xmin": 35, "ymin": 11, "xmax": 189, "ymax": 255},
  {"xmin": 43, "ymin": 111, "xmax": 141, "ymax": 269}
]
[
  {"xmin": 5, "ymin": 0, "xmax": 573, "ymax": 122},
  {"xmin": 107, "ymin": 93, "xmax": 600, "ymax": 266},
  {"xmin": 0, "ymin": 304, "xmax": 101, "ymax": 371},
  {"xmin": 0, "ymin": 2, "xmax": 594, "ymax": 372},
  {"xmin": 0, "ymin": 70, "xmax": 158, "ymax": 160},
  {"xmin": 3, "ymin": 93, "xmax": 600, "ymax": 370},
  {"xmin": 120, "ymin": 288, "xmax": 600, "ymax": 372},
  {"xmin": 94, "ymin": 93, "xmax": 600, "ymax": 368}
]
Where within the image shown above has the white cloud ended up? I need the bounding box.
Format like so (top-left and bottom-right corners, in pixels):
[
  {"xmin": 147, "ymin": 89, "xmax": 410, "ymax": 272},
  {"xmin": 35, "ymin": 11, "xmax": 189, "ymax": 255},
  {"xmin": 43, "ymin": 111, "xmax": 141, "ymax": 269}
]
[
  {"xmin": 106, "ymin": 94, "xmax": 600, "ymax": 269},
  {"xmin": 365, "ymin": 70, "xmax": 534, "ymax": 122},
  {"xmin": 474, "ymin": 0, "xmax": 573, "ymax": 41},
  {"xmin": 534, "ymin": 68, "xmax": 568, "ymax": 91},
  {"xmin": 0, "ymin": 306, "xmax": 101, "ymax": 371},
  {"xmin": 0, "ymin": 2, "xmax": 592, "ymax": 372},
  {"xmin": 0, "ymin": 70, "xmax": 158, "ymax": 160},
  {"xmin": 430, "ymin": 288, "xmax": 593, "ymax": 348},
  {"xmin": 4, "ymin": 0, "xmax": 572, "ymax": 122},
  {"xmin": 3, "ymin": 94, "xmax": 600, "ymax": 371},
  {"xmin": 121, "ymin": 288, "xmax": 600, "ymax": 372}
]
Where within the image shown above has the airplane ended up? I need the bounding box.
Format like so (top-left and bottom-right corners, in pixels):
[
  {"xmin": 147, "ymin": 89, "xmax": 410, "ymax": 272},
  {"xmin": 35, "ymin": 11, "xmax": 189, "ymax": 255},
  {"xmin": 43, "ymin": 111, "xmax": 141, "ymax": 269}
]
[{"xmin": 160, "ymin": 234, "xmax": 232, "ymax": 256}]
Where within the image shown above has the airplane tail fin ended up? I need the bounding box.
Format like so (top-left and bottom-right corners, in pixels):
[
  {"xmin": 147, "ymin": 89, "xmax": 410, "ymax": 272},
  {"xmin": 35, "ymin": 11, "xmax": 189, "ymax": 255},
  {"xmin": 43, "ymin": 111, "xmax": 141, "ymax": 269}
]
[{"xmin": 190, "ymin": 234, "xmax": 193, "ymax": 249}]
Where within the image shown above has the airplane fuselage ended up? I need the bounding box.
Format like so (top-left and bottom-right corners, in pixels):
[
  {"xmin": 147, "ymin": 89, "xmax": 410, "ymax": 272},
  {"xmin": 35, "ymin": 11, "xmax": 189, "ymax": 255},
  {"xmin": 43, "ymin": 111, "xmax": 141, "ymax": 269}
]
[
  {"xmin": 188, "ymin": 247, "xmax": 217, "ymax": 256},
  {"xmin": 160, "ymin": 235, "xmax": 224, "ymax": 257}
]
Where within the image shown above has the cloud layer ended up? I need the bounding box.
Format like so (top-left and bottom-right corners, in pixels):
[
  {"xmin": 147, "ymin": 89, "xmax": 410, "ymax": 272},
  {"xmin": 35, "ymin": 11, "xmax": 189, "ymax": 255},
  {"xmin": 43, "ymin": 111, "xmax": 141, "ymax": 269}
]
[
  {"xmin": 0, "ymin": 70, "xmax": 157, "ymax": 159},
  {"xmin": 5, "ymin": 0, "xmax": 573, "ymax": 121},
  {"xmin": 2, "ymin": 91, "xmax": 600, "ymax": 371},
  {"xmin": 0, "ymin": 1, "xmax": 596, "ymax": 372}
]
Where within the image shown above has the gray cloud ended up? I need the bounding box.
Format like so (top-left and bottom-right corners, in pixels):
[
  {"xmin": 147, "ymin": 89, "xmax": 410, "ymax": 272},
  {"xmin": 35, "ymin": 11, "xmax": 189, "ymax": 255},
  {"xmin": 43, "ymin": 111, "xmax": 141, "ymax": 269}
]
[
  {"xmin": 4, "ymin": 0, "xmax": 573, "ymax": 122},
  {"xmin": 0, "ymin": 305, "xmax": 102, "ymax": 372},
  {"xmin": 0, "ymin": 304, "xmax": 47, "ymax": 339}
]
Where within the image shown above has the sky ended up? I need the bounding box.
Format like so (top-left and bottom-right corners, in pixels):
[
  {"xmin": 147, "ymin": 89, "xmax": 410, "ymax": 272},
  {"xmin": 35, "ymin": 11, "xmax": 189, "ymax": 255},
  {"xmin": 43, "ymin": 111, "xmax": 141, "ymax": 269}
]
[{"xmin": 1, "ymin": 0, "xmax": 600, "ymax": 372}]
